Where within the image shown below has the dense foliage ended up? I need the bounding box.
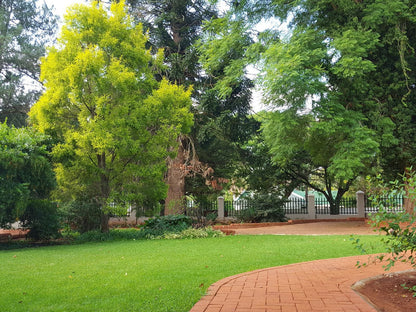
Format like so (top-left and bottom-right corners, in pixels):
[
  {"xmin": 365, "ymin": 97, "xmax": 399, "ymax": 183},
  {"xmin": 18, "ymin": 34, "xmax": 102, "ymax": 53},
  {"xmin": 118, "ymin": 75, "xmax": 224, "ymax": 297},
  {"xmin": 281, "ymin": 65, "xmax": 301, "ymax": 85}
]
[
  {"xmin": 140, "ymin": 214, "xmax": 194, "ymax": 237},
  {"xmin": 29, "ymin": 1, "xmax": 193, "ymax": 232},
  {"xmin": 201, "ymin": 0, "xmax": 416, "ymax": 213},
  {"xmin": 0, "ymin": 122, "xmax": 59, "ymax": 238},
  {"xmin": 0, "ymin": 0, "xmax": 56, "ymax": 127},
  {"xmin": 238, "ymin": 193, "xmax": 287, "ymax": 223}
]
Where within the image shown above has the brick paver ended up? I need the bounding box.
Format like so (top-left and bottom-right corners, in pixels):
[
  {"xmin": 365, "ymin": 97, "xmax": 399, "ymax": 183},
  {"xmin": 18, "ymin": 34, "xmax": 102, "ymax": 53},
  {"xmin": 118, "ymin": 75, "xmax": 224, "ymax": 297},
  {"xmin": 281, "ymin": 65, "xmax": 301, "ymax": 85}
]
[{"xmin": 190, "ymin": 254, "xmax": 411, "ymax": 312}]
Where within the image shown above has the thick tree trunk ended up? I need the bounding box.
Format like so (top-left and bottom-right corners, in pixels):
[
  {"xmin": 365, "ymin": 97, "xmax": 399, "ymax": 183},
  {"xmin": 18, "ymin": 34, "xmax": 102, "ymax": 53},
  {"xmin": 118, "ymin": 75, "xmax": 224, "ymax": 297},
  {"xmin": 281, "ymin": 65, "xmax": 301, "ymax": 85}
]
[
  {"xmin": 165, "ymin": 143, "xmax": 186, "ymax": 215},
  {"xmin": 100, "ymin": 213, "xmax": 109, "ymax": 233}
]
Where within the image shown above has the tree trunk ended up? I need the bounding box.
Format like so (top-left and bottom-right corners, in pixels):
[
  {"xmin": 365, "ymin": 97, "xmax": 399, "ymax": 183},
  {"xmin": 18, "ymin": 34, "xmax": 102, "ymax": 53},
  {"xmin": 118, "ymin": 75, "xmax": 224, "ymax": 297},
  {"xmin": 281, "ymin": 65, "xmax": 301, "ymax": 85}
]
[
  {"xmin": 329, "ymin": 201, "xmax": 340, "ymax": 215},
  {"xmin": 165, "ymin": 143, "xmax": 186, "ymax": 215},
  {"xmin": 97, "ymin": 152, "xmax": 111, "ymax": 232},
  {"xmin": 100, "ymin": 212, "xmax": 109, "ymax": 233}
]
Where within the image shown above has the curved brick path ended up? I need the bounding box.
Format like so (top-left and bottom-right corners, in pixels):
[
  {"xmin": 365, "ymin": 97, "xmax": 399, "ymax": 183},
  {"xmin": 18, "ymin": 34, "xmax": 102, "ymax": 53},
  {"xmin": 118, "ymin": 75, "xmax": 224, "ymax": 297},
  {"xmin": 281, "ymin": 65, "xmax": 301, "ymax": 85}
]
[{"xmin": 190, "ymin": 254, "xmax": 411, "ymax": 312}]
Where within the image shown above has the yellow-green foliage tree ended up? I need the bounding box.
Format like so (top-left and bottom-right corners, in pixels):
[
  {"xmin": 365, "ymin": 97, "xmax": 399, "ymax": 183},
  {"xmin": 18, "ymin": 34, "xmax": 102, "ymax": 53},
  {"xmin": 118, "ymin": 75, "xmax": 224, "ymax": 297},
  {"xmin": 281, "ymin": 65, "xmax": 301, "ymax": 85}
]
[{"xmin": 29, "ymin": 1, "xmax": 193, "ymax": 232}]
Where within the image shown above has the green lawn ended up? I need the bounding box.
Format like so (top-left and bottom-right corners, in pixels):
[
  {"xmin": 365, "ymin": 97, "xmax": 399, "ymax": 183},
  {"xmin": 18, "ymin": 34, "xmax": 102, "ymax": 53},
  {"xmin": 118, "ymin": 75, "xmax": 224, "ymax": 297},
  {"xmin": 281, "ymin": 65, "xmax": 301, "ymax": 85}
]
[{"xmin": 1, "ymin": 235, "xmax": 383, "ymax": 312}]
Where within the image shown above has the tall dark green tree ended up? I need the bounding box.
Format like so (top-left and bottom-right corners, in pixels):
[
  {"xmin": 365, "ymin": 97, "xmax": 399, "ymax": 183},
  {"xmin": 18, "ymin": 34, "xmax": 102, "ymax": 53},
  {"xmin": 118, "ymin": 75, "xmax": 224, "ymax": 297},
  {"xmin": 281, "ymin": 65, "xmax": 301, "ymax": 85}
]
[
  {"xmin": 126, "ymin": 0, "xmax": 214, "ymax": 87},
  {"xmin": 0, "ymin": 0, "xmax": 56, "ymax": 127},
  {"xmin": 124, "ymin": 0, "xmax": 217, "ymax": 213},
  {"xmin": 124, "ymin": 0, "xmax": 258, "ymax": 211},
  {"xmin": 193, "ymin": 17, "xmax": 259, "ymax": 199}
]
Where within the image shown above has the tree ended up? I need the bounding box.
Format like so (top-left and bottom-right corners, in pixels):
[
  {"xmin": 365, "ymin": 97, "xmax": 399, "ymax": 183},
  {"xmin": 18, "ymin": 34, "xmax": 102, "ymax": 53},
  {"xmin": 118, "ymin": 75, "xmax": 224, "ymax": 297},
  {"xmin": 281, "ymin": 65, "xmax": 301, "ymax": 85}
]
[
  {"xmin": 29, "ymin": 1, "xmax": 193, "ymax": 232},
  {"xmin": 185, "ymin": 14, "xmax": 259, "ymax": 200},
  {"xmin": 125, "ymin": 0, "xmax": 257, "ymax": 211},
  {"xmin": 201, "ymin": 0, "xmax": 416, "ymax": 214},
  {"xmin": 119, "ymin": 0, "xmax": 216, "ymax": 214},
  {"xmin": 125, "ymin": 0, "xmax": 216, "ymax": 87},
  {"xmin": 263, "ymin": 109, "xmax": 379, "ymax": 214},
  {"xmin": 0, "ymin": 122, "xmax": 56, "ymax": 231},
  {"xmin": 0, "ymin": 0, "xmax": 56, "ymax": 127}
]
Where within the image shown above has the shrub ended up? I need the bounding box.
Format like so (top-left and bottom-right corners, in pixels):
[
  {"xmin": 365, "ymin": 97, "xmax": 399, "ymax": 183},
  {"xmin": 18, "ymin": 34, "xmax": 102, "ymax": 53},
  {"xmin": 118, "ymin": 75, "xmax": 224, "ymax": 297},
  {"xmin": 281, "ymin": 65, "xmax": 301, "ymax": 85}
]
[
  {"xmin": 238, "ymin": 193, "xmax": 287, "ymax": 223},
  {"xmin": 62, "ymin": 200, "xmax": 102, "ymax": 233},
  {"xmin": 75, "ymin": 228, "xmax": 145, "ymax": 243},
  {"xmin": 0, "ymin": 123, "xmax": 56, "ymax": 228},
  {"xmin": 238, "ymin": 206, "xmax": 258, "ymax": 223},
  {"xmin": 206, "ymin": 212, "xmax": 218, "ymax": 223},
  {"xmin": 21, "ymin": 199, "xmax": 61, "ymax": 240},
  {"xmin": 140, "ymin": 215, "xmax": 193, "ymax": 237}
]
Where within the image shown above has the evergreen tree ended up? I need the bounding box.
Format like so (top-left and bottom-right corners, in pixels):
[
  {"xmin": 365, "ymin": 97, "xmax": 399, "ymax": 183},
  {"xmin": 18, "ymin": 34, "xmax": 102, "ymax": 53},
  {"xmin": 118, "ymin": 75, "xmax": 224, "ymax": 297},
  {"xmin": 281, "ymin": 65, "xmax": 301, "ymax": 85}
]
[
  {"xmin": 0, "ymin": 0, "xmax": 56, "ymax": 127},
  {"xmin": 125, "ymin": 0, "xmax": 258, "ymax": 212}
]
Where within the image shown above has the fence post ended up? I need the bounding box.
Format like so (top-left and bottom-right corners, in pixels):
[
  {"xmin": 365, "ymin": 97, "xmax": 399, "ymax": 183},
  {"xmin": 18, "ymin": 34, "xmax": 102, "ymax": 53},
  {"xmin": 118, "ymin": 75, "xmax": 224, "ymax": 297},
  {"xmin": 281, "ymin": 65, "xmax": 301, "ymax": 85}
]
[
  {"xmin": 356, "ymin": 191, "xmax": 365, "ymax": 218},
  {"xmin": 307, "ymin": 194, "xmax": 315, "ymax": 219},
  {"xmin": 217, "ymin": 196, "xmax": 225, "ymax": 220}
]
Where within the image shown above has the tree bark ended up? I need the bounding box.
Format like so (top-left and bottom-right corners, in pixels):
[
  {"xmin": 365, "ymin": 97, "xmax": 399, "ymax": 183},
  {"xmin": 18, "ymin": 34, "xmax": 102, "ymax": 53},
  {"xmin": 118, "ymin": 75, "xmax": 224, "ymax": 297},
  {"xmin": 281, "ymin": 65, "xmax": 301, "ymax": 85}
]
[
  {"xmin": 100, "ymin": 213, "xmax": 109, "ymax": 233},
  {"xmin": 97, "ymin": 152, "xmax": 111, "ymax": 232},
  {"xmin": 165, "ymin": 142, "xmax": 186, "ymax": 215}
]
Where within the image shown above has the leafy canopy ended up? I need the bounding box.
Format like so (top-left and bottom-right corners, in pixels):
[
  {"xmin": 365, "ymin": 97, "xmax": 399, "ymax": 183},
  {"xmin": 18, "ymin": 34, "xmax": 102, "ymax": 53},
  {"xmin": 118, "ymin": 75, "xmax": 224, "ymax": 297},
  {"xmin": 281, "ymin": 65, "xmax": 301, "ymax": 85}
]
[
  {"xmin": 200, "ymin": 0, "xmax": 416, "ymax": 212},
  {"xmin": 29, "ymin": 1, "xmax": 193, "ymax": 228}
]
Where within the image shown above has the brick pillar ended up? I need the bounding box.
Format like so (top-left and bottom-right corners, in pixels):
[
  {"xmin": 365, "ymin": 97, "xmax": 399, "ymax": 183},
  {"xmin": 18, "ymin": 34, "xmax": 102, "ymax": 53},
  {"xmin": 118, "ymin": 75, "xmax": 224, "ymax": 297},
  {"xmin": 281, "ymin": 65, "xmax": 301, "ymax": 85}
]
[
  {"xmin": 307, "ymin": 194, "xmax": 315, "ymax": 219},
  {"xmin": 356, "ymin": 191, "xmax": 365, "ymax": 218},
  {"xmin": 218, "ymin": 196, "xmax": 225, "ymax": 220}
]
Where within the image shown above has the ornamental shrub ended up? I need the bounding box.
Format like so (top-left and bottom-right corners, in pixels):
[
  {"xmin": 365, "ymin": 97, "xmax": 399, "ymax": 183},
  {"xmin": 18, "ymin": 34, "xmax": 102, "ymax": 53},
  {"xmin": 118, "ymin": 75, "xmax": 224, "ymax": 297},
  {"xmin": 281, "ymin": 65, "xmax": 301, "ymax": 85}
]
[
  {"xmin": 61, "ymin": 200, "xmax": 102, "ymax": 233},
  {"xmin": 238, "ymin": 193, "xmax": 287, "ymax": 223},
  {"xmin": 140, "ymin": 215, "xmax": 193, "ymax": 237}
]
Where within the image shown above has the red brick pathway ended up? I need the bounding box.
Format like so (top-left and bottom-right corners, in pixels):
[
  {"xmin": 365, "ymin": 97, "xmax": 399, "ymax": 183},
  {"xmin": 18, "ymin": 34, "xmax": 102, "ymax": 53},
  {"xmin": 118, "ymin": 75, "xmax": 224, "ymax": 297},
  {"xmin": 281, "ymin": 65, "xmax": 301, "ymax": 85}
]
[{"xmin": 190, "ymin": 254, "xmax": 411, "ymax": 312}]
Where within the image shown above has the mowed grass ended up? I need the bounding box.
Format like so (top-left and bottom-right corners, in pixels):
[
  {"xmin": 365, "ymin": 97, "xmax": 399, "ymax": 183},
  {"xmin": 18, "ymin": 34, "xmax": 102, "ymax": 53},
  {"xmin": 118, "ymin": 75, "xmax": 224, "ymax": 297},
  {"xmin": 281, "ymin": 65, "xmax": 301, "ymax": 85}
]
[{"xmin": 1, "ymin": 235, "xmax": 383, "ymax": 312}]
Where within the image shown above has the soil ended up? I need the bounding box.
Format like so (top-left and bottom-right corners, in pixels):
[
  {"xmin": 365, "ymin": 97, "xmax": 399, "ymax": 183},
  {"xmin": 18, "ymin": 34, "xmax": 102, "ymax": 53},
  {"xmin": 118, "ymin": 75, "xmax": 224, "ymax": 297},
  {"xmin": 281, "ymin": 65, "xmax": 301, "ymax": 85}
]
[{"xmin": 353, "ymin": 270, "xmax": 416, "ymax": 312}]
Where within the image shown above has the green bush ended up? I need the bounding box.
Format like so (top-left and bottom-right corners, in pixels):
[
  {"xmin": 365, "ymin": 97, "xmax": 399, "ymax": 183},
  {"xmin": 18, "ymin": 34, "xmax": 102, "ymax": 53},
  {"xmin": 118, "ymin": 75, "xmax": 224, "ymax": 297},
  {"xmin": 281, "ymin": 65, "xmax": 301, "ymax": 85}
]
[
  {"xmin": 21, "ymin": 199, "xmax": 61, "ymax": 240},
  {"xmin": 238, "ymin": 193, "xmax": 287, "ymax": 223},
  {"xmin": 140, "ymin": 215, "xmax": 193, "ymax": 237},
  {"xmin": 206, "ymin": 212, "xmax": 218, "ymax": 223},
  {"xmin": 62, "ymin": 200, "xmax": 102, "ymax": 233},
  {"xmin": 238, "ymin": 206, "xmax": 258, "ymax": 223},
  {"xmin": 0, "ymin": 123, "xmax": 56, "ymax": 228},
  {"xmin": 75, "ymin": 228, "xmax": 145, "ymax": 243}
]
